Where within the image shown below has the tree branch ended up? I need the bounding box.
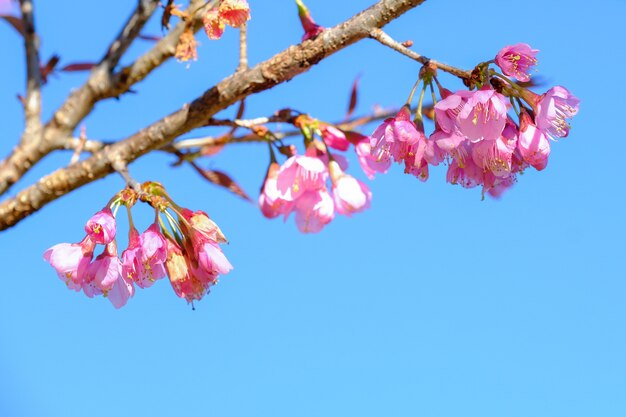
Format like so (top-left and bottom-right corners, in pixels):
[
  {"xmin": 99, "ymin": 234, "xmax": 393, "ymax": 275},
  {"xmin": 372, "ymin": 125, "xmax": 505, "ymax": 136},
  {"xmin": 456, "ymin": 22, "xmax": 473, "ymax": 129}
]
[
  {"xmin": 0, "ymin": 0, "xmax": 426, "ymax": 231},
  {"xmin": 369, "ymin": 28, "xmax": 471, "ymax": 80},
  {"xmin": 18, "ymin": 0, "xmax": 42, "ymax": 144},
  {"xmin": 0, "ymin": 0, "xmax": 161, "ymax": 197}
]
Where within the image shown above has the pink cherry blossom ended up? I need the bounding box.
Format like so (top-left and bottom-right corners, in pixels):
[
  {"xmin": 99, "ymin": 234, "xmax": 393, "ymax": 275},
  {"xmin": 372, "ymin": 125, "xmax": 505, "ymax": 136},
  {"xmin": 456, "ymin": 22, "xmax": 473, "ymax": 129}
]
[
  {"xmin": 328, "ymin": 161, "xmax": 371, "ymax": 216},
  {"xmin": 402, "ymin": 124, "xmax": 431, "ymax": 181},
  {"xmin": 84, "ymin": 241, "xmax": 122, "ymax": 297},
  {"xmin": 180, "ymin": 209, "xmax": 227, "ymax": 244},
  {"xmin": 446, "ymin": 154, "xmax": 484, "ymax": 189},
  {"xmin": 518, "ymin": 110, "xmax": 550, "ymax": 171},
  {"xmin": 84, "ymin": 207, "xmax": 116, "ymax": 244},
  {"xmin": 259, "ymin": 162, "xmax": 291, "ymax": 218},
  {"xmin": 276, "ymin": 155, "xmax": 328, "ymax": 201},
  {"xmin": 355, "ymin": 135, "xmax": 390, "ymax": 179},
  {"xmin": 456, "ymin": 87, "xmax": 510, "ymax": 142},
  {"xmin": 135, "ymin": 223, "xmax": 168, "ymax": 288},
  {"xmin": 164, "ymin": 239, "xmax": 199, "ymax": 302},
  {"xmin": 370, "ymin": 106, "xmax": 419, "ymax": 164},
  {"xmin": 203, "ymin": 0, "xmax": 250, "ymax": 40},
  {"xmin": 44, "ymin": 236, "xmax": 95, "ymax": 291},
  {"xmin": 196, "ymin": 242, "xmax": 233, "ymax": 276},
  {"xmin": 293, "ymin": 189, "xmax": 335, "ymax": 233},
  {"xmin": 535, "ymin": 86, "xmax": 580, "ymax": 139},
  {"xmin": 320, "ymin": 125, "xmax": 350, "ymax": 151},
  {"xmin": 121, "ymin": 227, "xmax": 141, "ymax": 286},
  {"xmin": 107, "ymin": 273, "xmax": 135, "ymax": 309},
  {"xmin": 471, "ymin": 120, "xmax": 518, "ymax": 178},
  {"xmin": 495, "ymin": 43, "xmax": 538, "ymax": 82}
]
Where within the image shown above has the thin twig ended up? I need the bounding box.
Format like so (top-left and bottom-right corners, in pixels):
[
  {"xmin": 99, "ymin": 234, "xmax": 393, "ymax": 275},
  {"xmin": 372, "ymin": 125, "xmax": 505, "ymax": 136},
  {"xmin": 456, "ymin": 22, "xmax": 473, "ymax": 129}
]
[
  {"xmin": 174, "ymin": 106, "xmax": 401, "ymax": 150},
  {"xmin": 369, "ymin": 28, "xmax": 471, "ymax": 80},
  {"xmin": 18, "ymin": 0, "xmax": 42, "ymax": 144},
  {"xmin": 237, "ymin": 23, "xmax": 248, "ymax": 72}
]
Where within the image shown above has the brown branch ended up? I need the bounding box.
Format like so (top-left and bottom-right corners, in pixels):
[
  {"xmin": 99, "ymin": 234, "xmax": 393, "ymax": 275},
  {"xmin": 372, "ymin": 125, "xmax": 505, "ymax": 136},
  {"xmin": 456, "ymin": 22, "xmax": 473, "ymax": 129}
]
[
  {"xmin": 0, "ymin": 0, "xmax": 426, "ymax": 231},
  {"xmin": 18, "ymin": 0, "xmax": 42, "ymax": 144},
  {"xmin": 369, "ymin": 28, "xmax": 471, "ymax": 80},
  {"xmin": 0, "ymin": 1, "xmax": 161, "ymax": 197},
  {"xmin": 173, "ymin": 106, "xmax": 401, "ymax": 150}
]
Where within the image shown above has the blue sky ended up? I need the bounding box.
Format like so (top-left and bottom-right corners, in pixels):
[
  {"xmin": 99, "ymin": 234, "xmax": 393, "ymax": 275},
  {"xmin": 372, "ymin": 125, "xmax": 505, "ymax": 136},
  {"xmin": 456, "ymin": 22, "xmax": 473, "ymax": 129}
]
[{"xmin": 1, "ymin": 1, "xmax": 625, "ymax": 416}]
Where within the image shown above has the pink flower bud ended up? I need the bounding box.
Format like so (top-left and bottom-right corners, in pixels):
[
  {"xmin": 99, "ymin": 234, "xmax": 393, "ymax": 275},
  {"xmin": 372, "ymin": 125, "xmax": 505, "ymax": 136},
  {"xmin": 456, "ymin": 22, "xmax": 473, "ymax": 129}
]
[
  {"xmin": 321, "ymin": 125, "xmax": 350, "ymax": 151},
  {"xmin": 296, "ymin": 0, "xmax": 324, "ymax": 41}
]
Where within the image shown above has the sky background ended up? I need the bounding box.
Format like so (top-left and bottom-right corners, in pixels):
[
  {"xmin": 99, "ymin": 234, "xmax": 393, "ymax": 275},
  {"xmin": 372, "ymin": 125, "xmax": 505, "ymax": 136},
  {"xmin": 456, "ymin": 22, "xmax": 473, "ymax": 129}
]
[{"xmin": 1, "ymin": 0, "xmax": 625, "ymax": 416}]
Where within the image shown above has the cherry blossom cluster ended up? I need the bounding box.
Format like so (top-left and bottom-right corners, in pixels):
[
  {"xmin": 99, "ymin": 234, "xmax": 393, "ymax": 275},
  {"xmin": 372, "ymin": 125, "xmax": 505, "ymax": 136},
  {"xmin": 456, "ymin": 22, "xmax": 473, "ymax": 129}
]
[
  {"xmin": 256, "ymin": 43, "xmax": 579, "ymax": 233},
  {"xmin": 258, "ymin": 117, "xmax": 387, "ymax": 233},
  {"xmin": 43, "ymin": 182, "xmax": 232, "ymax": 308},
  {"xmin": 174, "ymin": 0, "xmax": 251, "ymax": 62},
  {"xmin": 370, "ymin": 43, "xmax": 579, "ymax": 198}
]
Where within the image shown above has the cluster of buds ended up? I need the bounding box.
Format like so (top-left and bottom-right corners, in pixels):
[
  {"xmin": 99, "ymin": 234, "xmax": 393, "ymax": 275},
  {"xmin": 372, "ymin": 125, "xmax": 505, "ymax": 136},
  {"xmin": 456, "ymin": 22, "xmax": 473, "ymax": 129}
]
[
  {"xmin": 44, "ymin": 182, "xmax": 232, "ymax": 308},
  {"xmin": 174, "ymin": 0, "xmax": 251, "ymax": 62},
  {"xmin": 370, "ymin": 43, "xmax": 579, "ymax": 197},
  {"xmin": 259, "ymin": 116, "xmax": 387, "ymax": 233}
]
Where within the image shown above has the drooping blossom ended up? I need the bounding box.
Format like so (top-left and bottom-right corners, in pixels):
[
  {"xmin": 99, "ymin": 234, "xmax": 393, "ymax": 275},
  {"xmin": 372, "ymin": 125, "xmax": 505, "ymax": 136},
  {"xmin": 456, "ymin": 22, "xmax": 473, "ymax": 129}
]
[
  {"xmin": 121, "ymin": 227, "xmax": 141, "ymax": 286},
  {"xmin": 354, "ymin": 134, "xmax": 390, "ymax": 179},
  {"xmin": 293, "ymin": 189, "xmax": 335, "ymax": 233},
  {"xmin": 177, "ymin": 209, "xmax": 232, "ymax": 294},
  {"xmin": 107, "ymin": 273, "xmax": 135, "ymax": 309},
  {"xmin": 495, "ymin": 43, "xmax": 539, "ymax": 82},
  {"xmin": 203, "ymin": 0, "xmax": 251, "ymax": 40},
  {"xmin": 135, "ymin": 223, "xmax": 168, "ymax": 288},
  {"xmin": 175, "ymin": 28, "xmax": 198, "ymax": 62},
  {"xmin": 44, "ymin": 236, "xmax": 95, "ymax": 291},
  {"xmin": 535, "ymin": 86, "xmax": 580, "ymax": 139},
  {"xmin": 196, "ymin": 241, "xmax": 233, "ymax": 277},
  {"xmin": 164, "ymin": 239, "xmax": 202, "ymax": 302},
  {"xmin": 471, "ymin": 118, "xmax": 518, "ymax": 178},
  {"xmin": 518, "ymin": 109, "xmax": 550, "ymax": 171},
  {"xmin": 259, "ymin": 162, "xmax": 291, "ymax": 218},
  {"xmin": 402, "ymin": 123, "xmax": 430, "ymax": 181},
  {"xmin": 296, "ymin": 0, "xmax": 324, "ymax": 41},
  {"xmin": 328, "ymin": 161, "xmax": 371, "ymax": 216},
  {"xmin": 370, "ymin": 105, "xmax": 420, "ymax": 164},
  {"xmin": 181, "ymin": 209, "xmax": 228, "ymax": 244},
  {"xmin": 276, "ymin": 155, "xmax": 328, "ymax": 201},
  {"xmin": 84, "ymin": 207, "xmax": 116, "ymax": 244},
  {"xmin": 83, "ymin": 241, "xmax": 122, "ymax": 298},
  {"xmin": 446, "ymin": 146, "xmax": 484, "ymax": 189},
  {"xmin": 456, "ymin": 87, "xmax": 510, "ymax": 142}
]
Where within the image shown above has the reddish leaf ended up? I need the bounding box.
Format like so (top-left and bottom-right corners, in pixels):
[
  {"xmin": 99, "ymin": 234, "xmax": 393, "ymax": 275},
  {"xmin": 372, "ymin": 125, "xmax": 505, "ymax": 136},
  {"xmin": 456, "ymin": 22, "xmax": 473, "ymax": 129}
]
[
  {"xmin": 60, "ymin": 62, "xmax": 96, "ymax": 72},
  {"xmin": 190, "ymin": 163, "xmax": 251, "ymax": 201},
  {"xmin": 138, "ymin": 33, "xmax": 161, "ymax": 42},
  {"xmin": 40, "ymin": 55, "xmax": 60, "ymax": 84},
  {"xmin": 1, "ymin": 14, "xmax": 24, "ymax": 37},
  {"xmin": 346, "ymin": 75, "xmax": 360, "ymax": 119}
]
